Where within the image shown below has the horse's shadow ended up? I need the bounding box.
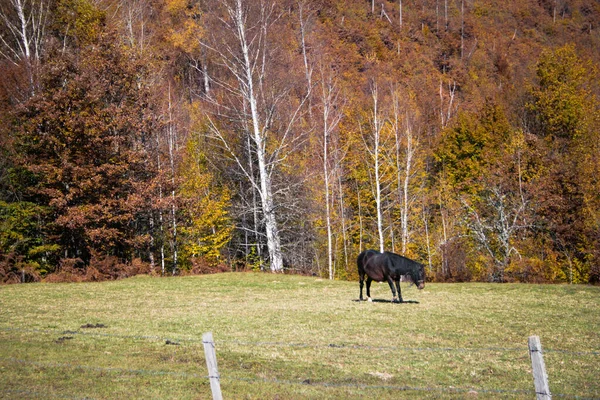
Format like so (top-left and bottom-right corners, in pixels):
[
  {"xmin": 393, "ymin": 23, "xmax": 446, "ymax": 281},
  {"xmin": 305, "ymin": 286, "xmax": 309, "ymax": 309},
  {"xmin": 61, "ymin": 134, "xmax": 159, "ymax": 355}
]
[{"xmin": 353, "ymin": 299, "xmax": 420, "ymax": 304}]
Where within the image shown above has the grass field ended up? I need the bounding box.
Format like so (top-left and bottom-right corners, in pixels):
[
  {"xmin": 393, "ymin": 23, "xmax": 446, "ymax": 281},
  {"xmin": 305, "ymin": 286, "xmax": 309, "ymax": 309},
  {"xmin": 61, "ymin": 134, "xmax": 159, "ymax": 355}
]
[{"xmin": 0, "ymin": 273, "xmax": 599, "ymax": 399}]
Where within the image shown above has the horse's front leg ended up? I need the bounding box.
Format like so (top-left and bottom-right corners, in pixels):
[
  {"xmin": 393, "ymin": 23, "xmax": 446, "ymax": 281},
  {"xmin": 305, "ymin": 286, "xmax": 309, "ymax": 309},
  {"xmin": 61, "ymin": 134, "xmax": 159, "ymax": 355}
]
[
  {"xmin": 394, "ymin": 279, "xmax": 403, "ymax": 303},
  {"xmin": 387, "ymin": 278, "xmax": 399, "ymax": 303},
  {"xmin": 366, "ymin": 277, "xmax": 373, "ymax": 302}
]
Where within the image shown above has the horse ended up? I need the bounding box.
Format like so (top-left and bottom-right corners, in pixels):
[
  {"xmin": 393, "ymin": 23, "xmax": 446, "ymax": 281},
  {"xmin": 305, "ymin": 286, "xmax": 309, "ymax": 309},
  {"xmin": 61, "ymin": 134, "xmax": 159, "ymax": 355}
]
[{"xmin": 357, "ymin": 249, "xmax": 425, "ymax": 303}]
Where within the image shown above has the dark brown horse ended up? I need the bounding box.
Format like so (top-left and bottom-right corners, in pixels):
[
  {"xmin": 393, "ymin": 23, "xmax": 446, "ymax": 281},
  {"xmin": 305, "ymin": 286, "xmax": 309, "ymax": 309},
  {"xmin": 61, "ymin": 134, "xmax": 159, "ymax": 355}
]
[{"xmin": 357, "ymin": 250, "xmax": 425, "ymax": 303}]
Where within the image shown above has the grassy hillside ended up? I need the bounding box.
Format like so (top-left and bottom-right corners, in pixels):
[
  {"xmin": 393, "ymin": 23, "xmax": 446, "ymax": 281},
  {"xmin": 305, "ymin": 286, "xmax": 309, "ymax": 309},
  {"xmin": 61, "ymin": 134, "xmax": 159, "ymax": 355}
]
[{"xmin": 1, "ymin": 273, "xmax": 598, "ymax": 399}]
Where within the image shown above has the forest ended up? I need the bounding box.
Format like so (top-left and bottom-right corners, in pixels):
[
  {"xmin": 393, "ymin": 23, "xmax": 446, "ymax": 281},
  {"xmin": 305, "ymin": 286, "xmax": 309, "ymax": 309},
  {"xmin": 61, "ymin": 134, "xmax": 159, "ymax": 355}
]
[{"xmin": 0, "ymin": 0, "xmax": 599, "ymax": 284}]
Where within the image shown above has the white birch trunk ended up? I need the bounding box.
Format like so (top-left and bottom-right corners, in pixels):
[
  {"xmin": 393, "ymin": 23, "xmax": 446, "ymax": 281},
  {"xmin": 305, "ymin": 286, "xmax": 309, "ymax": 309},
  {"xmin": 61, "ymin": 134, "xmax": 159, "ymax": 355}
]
[
  {"xmin": 401, "ymin": 120, "xmax": 414, "ymax": 254},
  {"xmin": 392, "ymin": 89, "xmax": 415, "ymax": 255},
  {"xmin": 202, "ymin": 48, "xmax": 210, "ymax": 97},
  {"xmin": 367, "ymin": 83, "xmax": 384, "ymax": 252},
  {"xmin": 167, "ymin": 92, "xmax": 178, "ymax": 274},
  {"xmin": 399, "ymin": 0, "xmax": 402, "ymax": 27},
  {"xmin": 357, "ymin": 184, "xmax": 364, "ymax": 253},
  {"xmin": 15, "ymin": 0, "xmax": 31, "ymax": 60},
  {"xmin": 323, "ymin": 108, "xmax": 333, "ymax": 279},
  {"xmin": 371, "ymin": 84, "xmax": 385, "ymax": 253},
  {"xmin": 436, "ymin": 0, "xmax": 439, "ymax": 32},
  {"xmin": 423, "ymin": 204, "xmax": 432, "ymax": 271},
  {"xmin": 460, "ymin": 0, "xmax": 465, "ymax": 60},
  {"xmin": 155, "ymin": 124, "xmax": 166, "ymax": 275},
  {"xmin": 298, "ymin": 2, "xmax": 312, "ymax": 95},
  {"xmin": 149, "ymin": 212, "xmax": 155, "ymax": 271},
  {"xmin": 337, "ymin": 172, "xmax": 349, "ymax": 270},
  {"xmin": 319, "ymin": 68, "xmax": 343, "ymax": 279},
  {"xmin": 247, "ymin": 135, "xmax": 262, "ymax": 262},
  {"xmin": 234, "ymin": 0, "xmax": 283, "ymax": 272},
  {"xmin": 444, "ymin": 0, "xmax": 448, "ymax": 30},
  {"xmin": 0, "ymin": 0, "xmax": 48, "ymax": 92}
]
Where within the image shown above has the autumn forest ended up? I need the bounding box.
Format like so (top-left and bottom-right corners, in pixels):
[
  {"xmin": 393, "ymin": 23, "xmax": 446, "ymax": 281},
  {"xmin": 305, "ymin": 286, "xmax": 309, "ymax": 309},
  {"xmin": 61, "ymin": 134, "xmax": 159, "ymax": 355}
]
[{"xmin": 1, "ymin": 0, "xmax": 599, "ymax": 284}]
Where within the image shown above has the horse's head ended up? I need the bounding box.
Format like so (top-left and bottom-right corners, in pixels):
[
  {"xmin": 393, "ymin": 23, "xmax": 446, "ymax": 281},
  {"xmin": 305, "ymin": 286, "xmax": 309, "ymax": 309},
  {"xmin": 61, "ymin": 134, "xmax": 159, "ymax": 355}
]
[{"xmin": 412, "ymin": 263, "xmax": 425, "ymax": 290}]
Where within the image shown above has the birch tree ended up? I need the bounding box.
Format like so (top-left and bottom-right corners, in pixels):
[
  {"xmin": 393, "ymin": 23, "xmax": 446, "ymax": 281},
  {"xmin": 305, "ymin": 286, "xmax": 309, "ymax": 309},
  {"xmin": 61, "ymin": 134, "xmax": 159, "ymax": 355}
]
[
  {"xmin": 361, "ymin": 82, "xmax": 389, "ymax": 253},
  {"xmin": 318, "ymin": 64, "xmax": 344, "ymax": 279},
  {"xmin": 201, "ymin": 0, "xmax": 307, "ymax": 272},
  {"xmin": 0, "ymin": 0, "xmax": 47, "ymax": 63},
  {"xmin": 297, "ymin": 0, "xmax": 313, "ymax": 97},
  {"xmin": 398, "ymin": 0, "xmax": 402, "ymax": 27},
  {"xmin": 462, "ymin": 186, "xmax": 531, "ymax": 282},
  {"xmin": 391, "ymin": 87, "xmax": 420, "ymax": 255},
  {"xmin": 0, "ymin": 0, "xmax": 48, "ymax": 93},
  {"xmin": 166, "ymin": 88, "xmax": 179, "ymax": 274}
]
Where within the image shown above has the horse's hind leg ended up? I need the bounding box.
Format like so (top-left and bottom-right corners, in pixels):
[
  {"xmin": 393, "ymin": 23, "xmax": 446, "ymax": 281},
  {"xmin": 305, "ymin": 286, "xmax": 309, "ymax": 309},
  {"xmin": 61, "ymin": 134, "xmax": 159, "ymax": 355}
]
[
  {"xmin": 366, "ymin": 277, "xmax": 373, "ymax": 302},
  {"xmin": 359, "ymin": 273, "xmax": 365, "ymax": 301}
]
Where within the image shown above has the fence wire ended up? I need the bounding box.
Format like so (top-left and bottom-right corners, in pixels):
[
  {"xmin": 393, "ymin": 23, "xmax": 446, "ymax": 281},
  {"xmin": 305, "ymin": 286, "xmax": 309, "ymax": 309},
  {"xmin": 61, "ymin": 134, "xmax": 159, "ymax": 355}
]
[
  {"xmin": 1, "ymin": 356, "xmax": 597, "ymax": 400},
  {"xmin": 0, "ymin": 388, "xmax": 93, "ymax": 400},
  {"xmin": 1, "ymin": 325, "xmax": 599, "ymax": 356},
  {"xmin": 1, "ymin": 325, "xmax": 599, "ymax": 399},
  {"xmin": 2, "ymin": 356, "xmax": 203, "ymax": 379}
]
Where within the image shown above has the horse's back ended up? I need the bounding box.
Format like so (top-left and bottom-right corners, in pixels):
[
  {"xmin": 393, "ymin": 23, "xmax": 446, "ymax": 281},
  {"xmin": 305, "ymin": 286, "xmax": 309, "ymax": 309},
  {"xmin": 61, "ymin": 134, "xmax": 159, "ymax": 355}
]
[
  {"xmin": 358, "ymin": 250, "xmax": 387, "ymax": 281},
  {"xmin": 357, "ymin": 249, "xmax": 379, "ymax": 275},
  {"xmin": 384, "ymin": 251, "xmax": 419, "ymax": 272}
]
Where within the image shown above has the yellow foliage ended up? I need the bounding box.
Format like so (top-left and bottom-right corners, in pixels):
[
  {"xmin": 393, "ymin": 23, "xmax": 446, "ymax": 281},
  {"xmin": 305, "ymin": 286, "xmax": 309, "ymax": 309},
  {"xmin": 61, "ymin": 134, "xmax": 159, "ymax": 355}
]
[
  {"xmin": 165, "ymin": 0, "xmax": 204, "ymax": 54},
  {"xmin": 178, "ymin": 133, "xmax": 233, "ymax": 267},
  {"xmin": 165, "ymin": 0, "xmax": 187, "ymax": 14}
]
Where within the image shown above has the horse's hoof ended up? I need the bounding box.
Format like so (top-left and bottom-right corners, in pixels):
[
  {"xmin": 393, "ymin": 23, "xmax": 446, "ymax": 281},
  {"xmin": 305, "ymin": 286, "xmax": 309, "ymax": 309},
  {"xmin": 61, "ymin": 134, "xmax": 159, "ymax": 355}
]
[{"xmin": 367, "ymin": 297, "xmax": 373, "ymax": 302}]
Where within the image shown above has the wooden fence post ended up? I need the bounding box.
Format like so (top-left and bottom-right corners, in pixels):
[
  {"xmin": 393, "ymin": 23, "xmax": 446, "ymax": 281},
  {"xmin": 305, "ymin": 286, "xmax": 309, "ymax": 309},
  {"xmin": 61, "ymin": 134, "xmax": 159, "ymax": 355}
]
[
  {"xmin": 203, "ymin": 332, "xmax": 223, "ymax": 400},
  {"xmin": 528, "ymin": 335, "xmax": 551, "ymax": 399}
]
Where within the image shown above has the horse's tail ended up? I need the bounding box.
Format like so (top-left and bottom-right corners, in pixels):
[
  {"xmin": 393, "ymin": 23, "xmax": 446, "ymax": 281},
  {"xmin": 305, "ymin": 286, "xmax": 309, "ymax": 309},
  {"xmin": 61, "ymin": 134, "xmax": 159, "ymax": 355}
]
[{"xmin": 357, "ymin": 250, "xmax": 366, "ymax": 276}]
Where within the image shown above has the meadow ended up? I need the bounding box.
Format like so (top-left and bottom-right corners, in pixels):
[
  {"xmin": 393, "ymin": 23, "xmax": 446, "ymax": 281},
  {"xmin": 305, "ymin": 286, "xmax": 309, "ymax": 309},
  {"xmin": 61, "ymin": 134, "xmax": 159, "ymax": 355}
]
[{"xmin": 0, "ymin": 273, "xmax": 598, "ymax": 399}]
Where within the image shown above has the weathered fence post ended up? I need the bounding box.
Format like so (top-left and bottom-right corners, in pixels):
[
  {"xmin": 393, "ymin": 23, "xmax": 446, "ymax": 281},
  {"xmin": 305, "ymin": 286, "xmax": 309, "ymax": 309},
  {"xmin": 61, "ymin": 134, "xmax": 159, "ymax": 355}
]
[
  {"xmin": 202, "ymin": 332, "xmax": 223, "ymax": 400},
  {"xmin": 528, "ymin": 335, "xmax": 551, "ymax": 399}
]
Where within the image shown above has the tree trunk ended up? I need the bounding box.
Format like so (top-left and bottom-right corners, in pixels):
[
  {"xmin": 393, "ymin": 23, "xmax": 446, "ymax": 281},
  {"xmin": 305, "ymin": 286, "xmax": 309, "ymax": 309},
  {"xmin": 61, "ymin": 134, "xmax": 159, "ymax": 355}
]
[
  {"xmin": 371, "ymin": 84, "xmax": 385, "ymax": 253},
  {"xmin": 167, "ymin": 88, "xmax": 178, "ymax": 275},
  {"xmin": 235, "ymin": 0, "xmax": 283, "ymax": 272},
  {"xmin": 399, "ymin": 0, "xmax": 403, "ymax": 27},
  {"xmin": 401, "ymin": 119, "xmax": 414, "ymax": 254},
  {"xmin": 357, "ymin": 184, "xmax": 364, "ymax": 253},
  {"xmin": 338, "ymin": 172, "xmax": 349, "ymax": 271},
  {"xmin": 319, "ymin": 68, "xmax": 343, "ymax": 279},
  {"xmin": 323, "ymin": 106, "xmax": 333, "ymax": 279}
]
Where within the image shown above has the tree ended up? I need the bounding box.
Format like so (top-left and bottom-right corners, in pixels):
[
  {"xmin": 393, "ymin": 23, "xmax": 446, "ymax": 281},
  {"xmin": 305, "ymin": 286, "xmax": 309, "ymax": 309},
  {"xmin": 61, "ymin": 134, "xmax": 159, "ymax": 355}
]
[
  {"xmin": 435, "ymin": 103, "xmax": 530, "ymax": 281},
  {"xmin": 317, "ymin": 63, "xmax": 345, "ymax": 279},
  {"xmin": 391, "ymin": 86, "xmax": 421, "ymax": 255},
  {"xmin": 200, "ymin": 0, "xmax": 308, "ymax": 272},
  {"xmin": 527, "ymin": 44, "xmax": 600, "ymax": 283},
  {"xmin": 11, "ymin": 28, "xmax": 159, "ymax": 267},
  {"xmin": 0, "ymin": 201, "xmax": 59, "ymax": 280},
  {"xmin": 364, "ymin": 81, "xmax": 388, "ymax": 252},
  {"xmin": 462, "ymin": 185, "xmax": 531, "ymax": 282},
  {"xmin": 528, "ymin": 44, "xmax": 589, "ymax": 141},
  {"xmin": 435, "ymin": 111, "xmax": 489, "ymax": 194},
  {"xmin": 0, "ymin": 0, "xmax": 49, "ymax": 92}
]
